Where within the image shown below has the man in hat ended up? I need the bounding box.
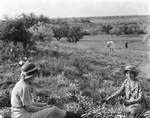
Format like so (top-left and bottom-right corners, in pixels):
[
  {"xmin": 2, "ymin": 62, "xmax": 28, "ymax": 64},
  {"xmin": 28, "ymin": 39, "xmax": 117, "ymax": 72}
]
[
  {"xmin": 101, "ymin": 65, "xmax": 147, "ymax": 118},
  {"xmin": 11, "ymin": 62, "xmax": 83, "ymax": 118}
]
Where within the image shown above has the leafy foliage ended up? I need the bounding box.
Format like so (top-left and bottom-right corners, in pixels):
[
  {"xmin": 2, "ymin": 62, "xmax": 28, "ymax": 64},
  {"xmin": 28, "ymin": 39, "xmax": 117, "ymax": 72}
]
[
  {"xmin": 52, "ymin": 24, "xmax": 69, "ymax": 41},
  {"xmin": 0, "ymin": 18, "xmax": 32, "ymax": 48},
  {"xmin": 0, "ymin": 13, "xmax": 52, "ymax": 48},
  {"xmin": 29, "ymin": 22, "xmax": 53, "ymax": 42},
  {"xmin": 100, "ymin": 24, "xmax": 113, "ymax": 34},
  {"xmin": 52, "ymin": 24, "xmax": 83, "ymax": 43},
  {"xmin": 0, "ymin": 14, "xmax": 149, "ymax": 118},
  {"xmin": 0, "ymin": 107, "xmax": 11, "ymax": 118},
  {"xmin": 67, "ymin": 26, "xmax": 83, "ymax": 43},
  {"xmin": 0, "ymin": 90, "xmax": 11, "ymax": 108},
  {"xmin": 0, "ymin": 41, "xmax": 24, "ymax": 61}
]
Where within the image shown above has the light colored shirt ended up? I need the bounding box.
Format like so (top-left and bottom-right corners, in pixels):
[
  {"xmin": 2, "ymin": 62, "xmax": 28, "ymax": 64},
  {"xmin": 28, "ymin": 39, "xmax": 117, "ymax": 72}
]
[
  {"xmin": 11, "ymin": 79, "xmax": 58, "ymax": 118},
  {"xmin": 11, "ymin": 79, "xmax": 32, "ymax": 118}
]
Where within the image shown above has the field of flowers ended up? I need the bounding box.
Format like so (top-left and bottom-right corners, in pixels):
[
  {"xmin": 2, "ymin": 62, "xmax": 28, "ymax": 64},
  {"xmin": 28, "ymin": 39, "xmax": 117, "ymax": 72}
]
[{"xmin": 0, "ymin": 35, "xmax": 149, "ymax": 118}]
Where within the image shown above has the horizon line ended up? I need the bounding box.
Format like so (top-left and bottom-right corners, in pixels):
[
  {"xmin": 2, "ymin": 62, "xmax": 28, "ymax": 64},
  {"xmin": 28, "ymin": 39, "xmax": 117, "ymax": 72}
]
[{"xmin": 0, "ymin": 13, "xmax": 150, "ymax": 20}]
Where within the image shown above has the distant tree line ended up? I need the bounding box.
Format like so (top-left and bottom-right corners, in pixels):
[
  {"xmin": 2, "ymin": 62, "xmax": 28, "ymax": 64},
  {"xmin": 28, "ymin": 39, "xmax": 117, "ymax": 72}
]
[
  {"xmin": 0, "ymin": 13, "xmax": 84, "ymax": 49},
  {"xmin": 0, "ymin": 13, "xmax": 148, "ymax": 51},
  {"xmin": 81, "ymin": 22, "xmax": 148, "ymax": 36},
  {"xmin": 0, "ymin": 13, "xmax": 84, "ymax": 61},
  {"xmin": 99, "ymin": 22, "xmax": 147, "ymax": 36}
]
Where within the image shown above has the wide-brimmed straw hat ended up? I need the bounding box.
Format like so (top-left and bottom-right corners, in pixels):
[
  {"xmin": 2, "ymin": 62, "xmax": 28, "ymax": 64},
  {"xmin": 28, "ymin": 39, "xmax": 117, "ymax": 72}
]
[
  {"xmin": 123, "ymin": 65, "xmax": 139, "ymax": 77},
  {"xmin": 21, "ymin": 63, "xmax": 39, "ymax": 80}
]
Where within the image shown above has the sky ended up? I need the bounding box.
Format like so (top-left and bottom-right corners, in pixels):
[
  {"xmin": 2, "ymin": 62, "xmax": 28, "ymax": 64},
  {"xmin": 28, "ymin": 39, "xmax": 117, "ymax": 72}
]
[{"xmin": 0, "ymin": 0, "xmax": 149, "ymax": 19}]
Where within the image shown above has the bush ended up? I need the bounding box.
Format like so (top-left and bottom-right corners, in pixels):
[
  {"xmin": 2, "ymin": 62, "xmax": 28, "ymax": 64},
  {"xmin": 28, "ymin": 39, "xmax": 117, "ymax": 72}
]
[
  {"xmin": 0, "ymin": 108, "xmax": 11, "ymax": 118},
  {"xmin": 0, "ymin": 90, "xmax": 11, "ymax": 108},
  {"xmin": 52, "ymin": 24, "xmax": 69, "ymax": 41},
  {"xmin": 38, "ymin": 58, "xmax": 65, "ymax": 76},
  {"xmin": 66, "ymin": 26, "xmax": 83, "ymax": 43},
  {"xmin": 29, "ymin": 22, "xmax": 53, "ymax": 42},
  {"xmin": 0, "ymin": 41, "xmax": 25, "ymax": 62},
  {"xmin": 0, "ymin": 13, "xmax": 52, "ymax": 50},
  {"xmin": 0, "ymin": 17, "xmax": 32, "ymax": 48}
]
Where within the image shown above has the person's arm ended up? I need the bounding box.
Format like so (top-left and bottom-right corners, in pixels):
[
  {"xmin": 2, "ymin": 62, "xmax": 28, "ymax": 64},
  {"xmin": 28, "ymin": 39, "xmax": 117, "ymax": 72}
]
[
  {"xmin": 25, "ymin": 104, "xmax": 51, "ymax": 112},
  {"xmin": 32, "ymin": 102, "xmax": 47, "ymax": 107},
  {"xmin": 21, "ymin": 86, "xmax": 51, "ymax": 112},
  {"xmin": 106, "ymin": 79, "xmax": 126, "ymax": 102}
]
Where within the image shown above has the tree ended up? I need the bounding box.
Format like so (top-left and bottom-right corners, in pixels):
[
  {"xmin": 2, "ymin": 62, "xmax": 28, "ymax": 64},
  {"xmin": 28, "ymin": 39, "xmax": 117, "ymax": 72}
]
[
  {"xmin": 0, "ymin": 13, "xmax": 52, "ymax": 48},
  {"xmin": 109, "ymin": 26, "xmax": 121, "ymax": 36},
  {"xmin": 19, "ymin": 13, "xmax": 37, "ymax": 28},
  {"xmin": 101, "ymin": 24, "xmax": 113, "ymax": 34},
  {"xmin": 19, "ymin": 13, "xmax": 51, "ymax": 28},
  {"xmin": 0, "ymin": 17, "xmax": 32, "ymax": 48},
  {"xmin": 29, "ymin": 22, "xmax": 53, "ymax": 42},
  {"xmin": 66, "ymin": 26, "xmax": 83, "ymax": 43},
  {"xmin": 119, "ymin": 24, "xmax": 128, "ymax": 35},
  {"xmin": 52, "ymin": 23, "xmax": 69, "ymax": 41},
  {"xmin": 126, "ymin": 23, "xmax": 139, "ymax": 35},
  {"xmin": 52, "ymin": 25, "xmax": 65, "ymax": 41}
]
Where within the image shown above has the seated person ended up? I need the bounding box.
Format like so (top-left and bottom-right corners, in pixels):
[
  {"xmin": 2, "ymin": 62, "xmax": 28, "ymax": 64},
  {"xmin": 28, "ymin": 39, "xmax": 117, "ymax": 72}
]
[
  {"xmin": 11, "ymin": 62, "xmax": 83, "ymax": 118},
  {"xmin": 101, "ymin": 65, "xmax": 147, "ymax": 118}
]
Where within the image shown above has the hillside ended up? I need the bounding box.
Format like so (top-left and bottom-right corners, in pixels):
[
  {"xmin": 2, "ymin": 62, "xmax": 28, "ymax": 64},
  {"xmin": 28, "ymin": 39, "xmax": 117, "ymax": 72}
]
[
  {"xmin": 64, "ymin": 15, "xmax": 150, "ymax": 24},
  {"xmin": 59, "ymin": 15, "xmax": 150, "ymax": 36},
  {"xmin": 0, "ymin": 15, "xmax": 150, "ymax": 117}
]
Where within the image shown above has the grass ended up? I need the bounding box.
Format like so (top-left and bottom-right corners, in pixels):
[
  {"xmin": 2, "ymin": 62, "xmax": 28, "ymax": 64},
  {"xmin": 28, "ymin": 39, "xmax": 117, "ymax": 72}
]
[
  {"xmin": 33, "ymin": 34, "xmax": 149, "ymax": 92},
  {"xmin": 0, "ymin": 34, "xmax": 149, "ymax": 117}
]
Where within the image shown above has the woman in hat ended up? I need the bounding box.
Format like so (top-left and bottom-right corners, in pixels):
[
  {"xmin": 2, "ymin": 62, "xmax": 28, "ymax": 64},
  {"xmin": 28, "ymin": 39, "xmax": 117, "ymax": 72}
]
[
  {"xmin": 11, "ymin": 62, "xmax": 83, "ymax": 118},
  {"xmin": 101, "ymin": 65, "xmax": 147, "ymax": 118}
]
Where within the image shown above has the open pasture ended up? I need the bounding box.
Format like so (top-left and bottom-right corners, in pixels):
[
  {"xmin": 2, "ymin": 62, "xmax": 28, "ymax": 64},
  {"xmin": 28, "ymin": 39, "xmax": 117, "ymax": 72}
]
[
  {"xmin": 59, "ymin": 34, "xmax": 149, "ymax": 79},
  {"xmin": 78, "ymin": 34, "xmax": 149, "ymax": 52}
]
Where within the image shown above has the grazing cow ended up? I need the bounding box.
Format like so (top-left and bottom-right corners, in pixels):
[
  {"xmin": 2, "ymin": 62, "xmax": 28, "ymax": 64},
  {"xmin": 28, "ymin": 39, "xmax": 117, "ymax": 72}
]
[{"xmin": 106, "ymin": 41, "xmax": 115, "ymax": 52}]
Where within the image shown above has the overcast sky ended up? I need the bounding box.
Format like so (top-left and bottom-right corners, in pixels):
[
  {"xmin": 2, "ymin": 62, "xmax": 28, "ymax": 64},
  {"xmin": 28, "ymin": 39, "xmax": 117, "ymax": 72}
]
[{"xmin": 0, "ymin": 0, "xmax": 149, "ymax": 19}]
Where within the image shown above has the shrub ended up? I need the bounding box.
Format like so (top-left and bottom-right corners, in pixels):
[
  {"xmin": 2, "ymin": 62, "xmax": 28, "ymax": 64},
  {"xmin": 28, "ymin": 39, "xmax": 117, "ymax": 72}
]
[
  {"xmin": 0, "ymin": 108, "xmax": 11, "ymax": 118},
  {"xmin": 0, "ymin": 90, "xmax": 11, "ymax": 108},
  {"xmin": 52, "ymin": 24, "xmax": 69, "ymax": 41},
  {"xmin": 0, "ymin": 41, "xmax": 23, "ymax": 61},
  {"xmin": 38, "ymin": 58, "xmax": 65, "ymax": 76},
  {"xmin": 0, "ymin": 17, "xmax": 32, "ymax": 48},
  {"xmin": 0, "ymin": 13, "xmax": 52, "ymax": 50},
  {"xmin": 66, "ymin": 26, "xmax": 83, "ymax": 43},
  {"xmin": 29, "ymin": 22, "xmax": 53, "ymax": 42}
]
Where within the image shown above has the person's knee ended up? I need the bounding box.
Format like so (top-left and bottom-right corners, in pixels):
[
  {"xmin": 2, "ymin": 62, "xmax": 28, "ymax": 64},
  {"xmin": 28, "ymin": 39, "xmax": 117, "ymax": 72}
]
[
  {"xmin": 51, "ymin": 107, "xmax": 60, "ymax": 115},
  {"xmin": 51, "ymin": 107, "xmax": 66, "ymax": 118}
]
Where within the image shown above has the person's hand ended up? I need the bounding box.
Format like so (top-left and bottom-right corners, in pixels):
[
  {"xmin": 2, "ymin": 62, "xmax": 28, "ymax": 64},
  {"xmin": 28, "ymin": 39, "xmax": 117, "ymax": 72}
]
[
  {"xmin": 43, "ymin": 103, "xmax": 48, "ymax": 106},
  {"xmin": 124, "ymin": 100, "xmax": 130, "ymax": 106},
  {"xmin": 101, "ymin": 99, "xmax": 108, "ymax": 104},
  {"xmin": 47, "ymin": 98, "xmax": 57, "ymax": 105},
  {"xmin": 44, "ymin": 104, "xmax": 53, "ymax": 109}
]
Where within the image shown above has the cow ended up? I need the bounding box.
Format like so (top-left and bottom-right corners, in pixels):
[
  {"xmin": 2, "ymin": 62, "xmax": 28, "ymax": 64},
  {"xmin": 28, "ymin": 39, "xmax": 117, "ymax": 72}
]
[{"xmin": 105, "ymin": 41, "xmax": 115, "ymax": 52}]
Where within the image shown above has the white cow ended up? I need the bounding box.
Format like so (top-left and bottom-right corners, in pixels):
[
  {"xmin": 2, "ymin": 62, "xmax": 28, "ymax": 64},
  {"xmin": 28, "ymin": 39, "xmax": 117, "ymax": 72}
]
[{"xmin": 106, "ymin": 41, "xmax": 115, "ymax": 52}]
